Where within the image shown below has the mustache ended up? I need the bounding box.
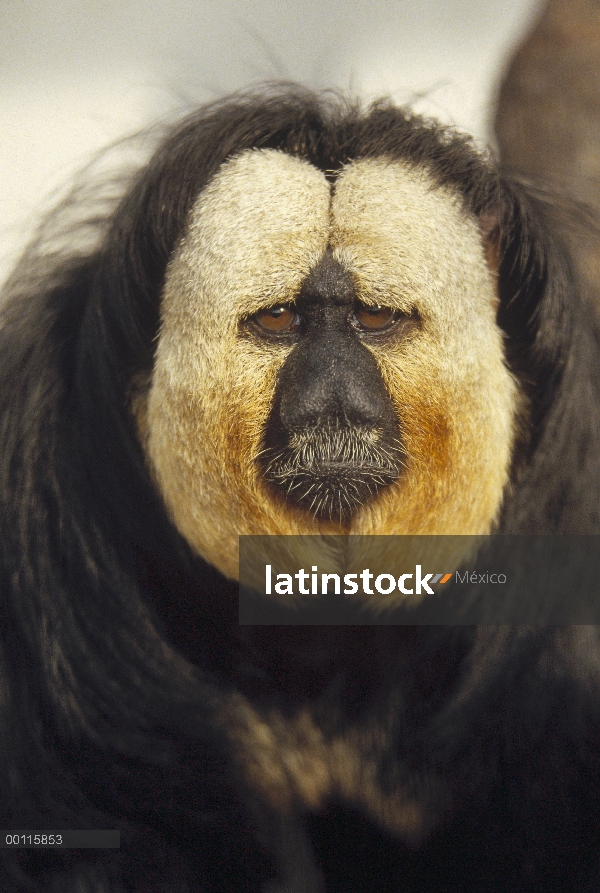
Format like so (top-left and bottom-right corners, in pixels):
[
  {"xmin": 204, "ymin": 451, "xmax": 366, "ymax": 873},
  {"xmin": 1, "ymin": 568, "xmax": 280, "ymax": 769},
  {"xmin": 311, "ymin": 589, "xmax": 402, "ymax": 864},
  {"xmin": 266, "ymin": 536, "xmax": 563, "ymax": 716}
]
[{"xmin": 259, "ymin": 424, "xmax": 406, "ymax": 522}]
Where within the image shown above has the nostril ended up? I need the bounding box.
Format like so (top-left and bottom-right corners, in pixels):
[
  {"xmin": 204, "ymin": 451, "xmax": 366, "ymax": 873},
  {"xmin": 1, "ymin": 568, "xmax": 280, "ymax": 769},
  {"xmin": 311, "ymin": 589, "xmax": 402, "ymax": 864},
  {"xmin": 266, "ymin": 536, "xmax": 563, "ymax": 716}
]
[{"xmin": 338, "ymin": 379, "xmax": 388, "ymax": 428}]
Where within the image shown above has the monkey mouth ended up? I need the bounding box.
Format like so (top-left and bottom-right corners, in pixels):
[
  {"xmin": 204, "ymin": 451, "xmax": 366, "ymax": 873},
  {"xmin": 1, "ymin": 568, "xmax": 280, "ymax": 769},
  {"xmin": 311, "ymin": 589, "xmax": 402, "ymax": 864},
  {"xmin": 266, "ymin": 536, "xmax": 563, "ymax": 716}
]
[{"xmin": 261, "ymin": 426, "xmax": 404, "ymax": 521}]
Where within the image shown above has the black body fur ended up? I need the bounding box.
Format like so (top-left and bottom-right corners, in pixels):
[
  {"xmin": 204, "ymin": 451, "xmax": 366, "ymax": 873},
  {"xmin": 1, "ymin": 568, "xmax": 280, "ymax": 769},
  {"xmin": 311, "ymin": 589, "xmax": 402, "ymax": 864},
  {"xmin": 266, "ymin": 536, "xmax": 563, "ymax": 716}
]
[{"xmin": 2, "ymin": 89, "xmax": 600, "ymax": 892}]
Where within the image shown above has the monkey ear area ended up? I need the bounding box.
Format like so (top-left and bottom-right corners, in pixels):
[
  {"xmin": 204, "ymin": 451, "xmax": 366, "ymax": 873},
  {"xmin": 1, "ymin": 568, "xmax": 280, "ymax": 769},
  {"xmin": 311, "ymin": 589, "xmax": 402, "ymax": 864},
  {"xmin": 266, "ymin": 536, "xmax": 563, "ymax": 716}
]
[{"xmin": 479, "ymin": 209, "xmax": 503, "ymax": 275}]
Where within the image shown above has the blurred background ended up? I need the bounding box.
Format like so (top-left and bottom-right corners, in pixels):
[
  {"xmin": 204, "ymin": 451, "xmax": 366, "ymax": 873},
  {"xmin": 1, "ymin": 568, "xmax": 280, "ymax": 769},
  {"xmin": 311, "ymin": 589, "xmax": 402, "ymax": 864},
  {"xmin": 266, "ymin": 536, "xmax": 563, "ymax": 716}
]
[{"xmin": 0, "ymin": 0, "xmax": 543, "ymax": 286}]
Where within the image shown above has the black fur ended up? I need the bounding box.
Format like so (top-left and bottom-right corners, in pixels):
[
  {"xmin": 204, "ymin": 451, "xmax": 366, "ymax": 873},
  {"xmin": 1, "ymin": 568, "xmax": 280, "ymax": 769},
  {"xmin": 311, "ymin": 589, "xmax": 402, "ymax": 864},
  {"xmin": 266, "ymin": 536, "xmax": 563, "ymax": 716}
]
[{"xmin": 2, "ymin": 88, "xmax": 600, "ymax": 892}]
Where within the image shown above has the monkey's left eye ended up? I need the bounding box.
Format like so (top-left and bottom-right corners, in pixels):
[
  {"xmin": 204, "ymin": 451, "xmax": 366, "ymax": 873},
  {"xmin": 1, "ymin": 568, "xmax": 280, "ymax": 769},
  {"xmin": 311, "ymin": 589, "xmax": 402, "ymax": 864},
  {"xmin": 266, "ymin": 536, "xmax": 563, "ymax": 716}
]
[
  {"xmin": 252, "ymin": 305, "xmax": 300, "ymax": 334},
  {"xmin": 352, "ymin": 303, "xmax": 398, "ymax": 331}
]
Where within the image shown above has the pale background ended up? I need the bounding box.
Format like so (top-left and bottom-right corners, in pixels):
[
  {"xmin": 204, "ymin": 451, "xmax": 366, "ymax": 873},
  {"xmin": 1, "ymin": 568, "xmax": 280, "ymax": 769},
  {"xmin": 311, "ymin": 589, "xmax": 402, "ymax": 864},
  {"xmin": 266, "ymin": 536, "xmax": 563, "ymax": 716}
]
[{"xmin": 0, "ymin": 0, "xmax": 542, "ymax": 286}]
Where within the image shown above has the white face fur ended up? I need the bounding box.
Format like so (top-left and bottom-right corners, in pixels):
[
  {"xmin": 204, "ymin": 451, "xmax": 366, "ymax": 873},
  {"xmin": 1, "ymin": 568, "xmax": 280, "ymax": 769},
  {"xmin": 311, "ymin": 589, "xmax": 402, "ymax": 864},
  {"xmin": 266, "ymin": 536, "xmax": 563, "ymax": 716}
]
[{"xmin": 141, "ymin": 149, "xmax": 518, "ymax": 590}]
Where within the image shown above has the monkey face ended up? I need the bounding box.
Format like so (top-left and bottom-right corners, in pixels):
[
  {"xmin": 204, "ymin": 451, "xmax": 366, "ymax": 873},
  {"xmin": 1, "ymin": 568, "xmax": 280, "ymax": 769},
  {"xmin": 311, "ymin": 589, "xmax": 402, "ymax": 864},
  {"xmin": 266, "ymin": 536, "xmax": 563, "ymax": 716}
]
[{"xmin": 141, "ymin": 149, "xmax": 518, "ymax": 582}]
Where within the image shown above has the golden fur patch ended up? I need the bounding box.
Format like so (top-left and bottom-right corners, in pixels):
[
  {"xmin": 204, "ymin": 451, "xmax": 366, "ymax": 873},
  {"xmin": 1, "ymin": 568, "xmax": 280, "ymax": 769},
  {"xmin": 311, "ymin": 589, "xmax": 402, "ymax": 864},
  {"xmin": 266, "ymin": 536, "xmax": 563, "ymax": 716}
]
[{"xmin": 221, "ymin": 696, "xmax": 445, "ymax": 844}]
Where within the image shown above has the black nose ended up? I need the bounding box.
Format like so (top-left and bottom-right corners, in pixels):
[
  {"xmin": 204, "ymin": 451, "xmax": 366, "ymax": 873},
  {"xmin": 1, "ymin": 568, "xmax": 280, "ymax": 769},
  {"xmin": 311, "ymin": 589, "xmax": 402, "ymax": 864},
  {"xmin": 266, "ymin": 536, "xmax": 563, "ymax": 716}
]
[
  {"xmin": 278, "ymin": 332, "xmax": 391, "ymax": 431},
  {"xmin": 277, "ymin": 250, "xmax": 394, "ymax": 432}
]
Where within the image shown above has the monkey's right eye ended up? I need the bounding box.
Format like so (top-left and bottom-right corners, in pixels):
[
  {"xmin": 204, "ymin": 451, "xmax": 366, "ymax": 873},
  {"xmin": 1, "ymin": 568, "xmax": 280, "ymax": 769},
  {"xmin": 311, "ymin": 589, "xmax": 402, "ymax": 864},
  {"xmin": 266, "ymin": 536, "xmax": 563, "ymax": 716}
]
[{"xmin": 252, "ymin": 305, "xmax": 300, "ymax": 334}]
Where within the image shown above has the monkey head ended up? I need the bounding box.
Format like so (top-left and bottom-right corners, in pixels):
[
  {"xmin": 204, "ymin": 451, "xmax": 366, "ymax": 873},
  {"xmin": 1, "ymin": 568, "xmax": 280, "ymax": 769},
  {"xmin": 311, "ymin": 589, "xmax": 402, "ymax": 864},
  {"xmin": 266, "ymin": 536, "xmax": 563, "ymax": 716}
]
[{"xmin": 138, "ymin": 146, "xmax": 518, "ymax": 583}]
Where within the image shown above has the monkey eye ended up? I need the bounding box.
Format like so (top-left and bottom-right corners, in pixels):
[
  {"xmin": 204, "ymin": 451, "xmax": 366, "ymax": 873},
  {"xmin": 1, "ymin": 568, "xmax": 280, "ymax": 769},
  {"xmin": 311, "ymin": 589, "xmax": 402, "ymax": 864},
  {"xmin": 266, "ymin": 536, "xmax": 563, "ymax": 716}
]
[
  {"xmin": 352, "ymin": 302, "xmax": 398, "ymax": 331},
  {"xmin": 252, "ymin": 305, "xmax": 300, "ymax": 334}
]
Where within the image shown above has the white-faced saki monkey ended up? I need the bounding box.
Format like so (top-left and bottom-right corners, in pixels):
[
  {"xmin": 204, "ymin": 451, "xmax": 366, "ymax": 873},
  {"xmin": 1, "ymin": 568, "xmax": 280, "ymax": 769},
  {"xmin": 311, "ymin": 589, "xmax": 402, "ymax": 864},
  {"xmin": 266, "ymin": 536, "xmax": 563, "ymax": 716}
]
[{"xmin": 1, "ymin": 89, "xmax": 600, "ymax": 893}]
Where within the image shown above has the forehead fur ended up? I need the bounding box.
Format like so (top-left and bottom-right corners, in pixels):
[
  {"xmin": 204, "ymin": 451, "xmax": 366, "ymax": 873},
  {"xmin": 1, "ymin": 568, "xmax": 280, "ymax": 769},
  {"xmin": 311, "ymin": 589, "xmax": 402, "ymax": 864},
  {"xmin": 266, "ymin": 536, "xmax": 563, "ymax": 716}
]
[
  {"xmin": 163, "ymin": 148, "xmax": 331, "ymax": 334},
  {"xmin": 331, "ymin": 158, "xmax": 495, "ymax": 325},
  {"xmin": 331, "ymin": 158, "xmax": 502, "ymax": 380}
]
